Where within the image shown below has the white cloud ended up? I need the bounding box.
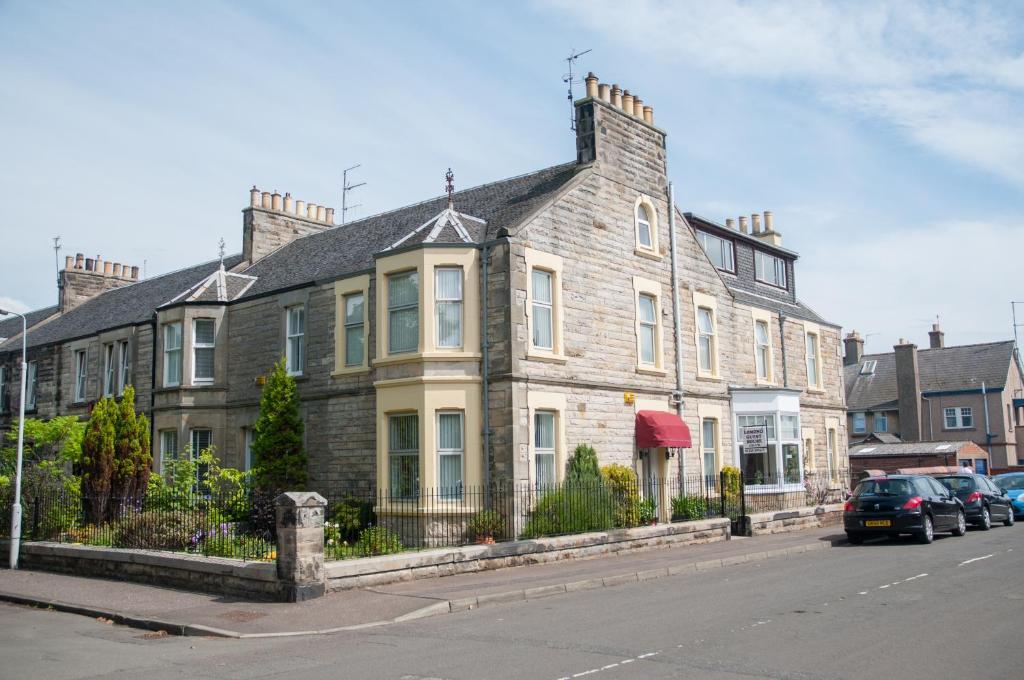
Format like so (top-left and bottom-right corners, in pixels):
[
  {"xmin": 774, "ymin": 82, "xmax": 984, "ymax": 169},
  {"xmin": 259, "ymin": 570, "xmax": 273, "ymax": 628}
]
[
  {"xmin": 0, "ymin": 297, "xmax": 31, "ymax": 315},
  {"xmin": 544, "ymin": 0, "xmax": 1024, "ymax": 186}
]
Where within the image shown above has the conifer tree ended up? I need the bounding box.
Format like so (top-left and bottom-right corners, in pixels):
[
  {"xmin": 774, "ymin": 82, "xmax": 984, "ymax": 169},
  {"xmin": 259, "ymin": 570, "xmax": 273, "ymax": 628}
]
[
  {"xmin": 251, "ymin": 358, "xmax": 308, "ymax": 492},
  {"xmin": 80, "ymin": 399, "xmax": 115, "ymax": 522}
]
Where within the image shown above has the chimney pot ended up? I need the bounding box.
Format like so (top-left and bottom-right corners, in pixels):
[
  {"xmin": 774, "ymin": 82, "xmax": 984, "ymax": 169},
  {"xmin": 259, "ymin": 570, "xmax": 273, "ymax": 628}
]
[
  {"xmin": 103, "ymin": 261, "xmax": 113, "ymax": 275},
  {"xmin": 296, "ymin": 199, "xmax": 306, "ymax": 216},
  {"xmin": 325, "ymin": 207, "xmax": 335, "ymax": 224},
  {"xmin": 621, "ymin": 90, "xmax": 634, "ymax": 114},
  {"xmin": 316, "ymin": 205, "xmax": 327, "ymax": 222},
  {"xmin": 112, "ymin": 263, "xmax": 122, "ymax": 277},
  {"xmin": 307, "ymin": 203, "xmax": 318, "ymax": 220},
  {"xmin": 738, "ymin": 216, "xmax": 748, "ymax": 234},
  {"xmin": 751, "ymin": 213, "xmax": 762, "ymax": 233},
  {"xmin": 283, "ymin": 192, "xmax": 294, "ymax": 213},
  {"xmin": 250, "ymin": 186, "xmax": 260, "ymax": 208},
  {"xmin": 64, "ymin": 255, "xmax": 74, "ymax": 270},
  {"xmin": 610, "ymin": 84, "xmax": 622, "ymax": 109},
  {"xmin": 84, "ymin": 257, "xmax": 95, "ymax": 272},
  {"xmin": 633, "ymin": 97, "xmax": 644, "ymax": 118},
  {"xmin": 584, "ymin": 72, "xmax": 598, "ymax": 98},
  {"xmin": 261, "ymin": 191, "xmax": 272, "ymax": 209},
  {"xmin": 95, "ymin": 257, "xmax": 103, "ymax": 274},
  {"xmin": 271, "ymin": 191, "xmax": 282, "ymax": 211},
  {"xmin": 598, "ymin": 83, "xmax": 611, "ymax": 102},
  {"xmin": 75, "ymin": 253, "xmax": 84, "ymax": 269},
  {"xmin": 764, "ymin": 210, "xmax": 774, "ymax": 232},
  {"xmin": 130, "ymin": 265, "xmax": 140, "ymax": 280},
  {"xmin": 643, "ymin": 105, "xmax": 653, "ymax": 124},
  {"xmin": 725, "ymin": 218, "xmax": 736, "ymax": 230}
]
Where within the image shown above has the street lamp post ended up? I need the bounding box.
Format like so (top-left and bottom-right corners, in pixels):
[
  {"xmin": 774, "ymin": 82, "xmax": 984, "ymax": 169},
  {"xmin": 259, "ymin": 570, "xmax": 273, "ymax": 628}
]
[{"xmin": 0, "ymin": 309, "xmax": 27, "ymax": 569}]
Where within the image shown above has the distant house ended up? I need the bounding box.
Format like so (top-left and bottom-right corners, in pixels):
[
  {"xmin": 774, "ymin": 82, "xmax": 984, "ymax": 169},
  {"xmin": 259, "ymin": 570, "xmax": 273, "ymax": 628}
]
[
  {"xmin": 848, "ymin": 440, "xmax": 988, "ymax": 476},
  {"xmin": 843, "ymin": 324, "xmax": 1024, "ymax": 469}
]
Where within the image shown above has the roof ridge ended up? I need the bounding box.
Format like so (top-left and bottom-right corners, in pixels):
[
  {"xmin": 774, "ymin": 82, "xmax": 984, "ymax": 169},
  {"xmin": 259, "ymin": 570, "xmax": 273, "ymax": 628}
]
[{"xmin": 859, "ymin": 339, "xmax": 1015, "ymax": 359}]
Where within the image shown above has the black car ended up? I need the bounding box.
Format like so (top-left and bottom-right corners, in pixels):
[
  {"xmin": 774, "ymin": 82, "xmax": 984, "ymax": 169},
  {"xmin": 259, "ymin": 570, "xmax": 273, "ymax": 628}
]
[
  {"xmin": 935, "ymin": 473, "xmax": 1014, "ymax": 530},
  {"xmin": 844, "ymin": 474, "xmax": 966, "ymax": 544}
]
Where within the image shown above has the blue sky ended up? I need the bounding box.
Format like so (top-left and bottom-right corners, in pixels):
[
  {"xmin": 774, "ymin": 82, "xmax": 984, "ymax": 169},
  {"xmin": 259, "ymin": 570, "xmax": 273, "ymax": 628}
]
[{"xmin": 1, "ymin": 0, "xmax": 1021, "ymax": 354}]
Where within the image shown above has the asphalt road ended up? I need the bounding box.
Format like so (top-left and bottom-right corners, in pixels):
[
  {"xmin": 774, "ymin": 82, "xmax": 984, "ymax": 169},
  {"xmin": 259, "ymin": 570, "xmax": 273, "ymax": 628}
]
[{"xmin": 2, "ymin": 525, "xmax": 1022, "ymax": 680}]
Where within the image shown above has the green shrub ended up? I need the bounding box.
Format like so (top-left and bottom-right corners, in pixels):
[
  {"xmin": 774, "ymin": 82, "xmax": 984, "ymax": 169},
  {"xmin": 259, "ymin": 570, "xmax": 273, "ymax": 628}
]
[
  {"xmin": 328, "ymin": 495, "xmax": 374, "ymax": 542},
  {"xmin": 566, "ymin": 443, "xmax": 601, "ymax": 485},
  {"xmin": 111, "ymin": 511, "xmax": 199, "ymax": 551},
  {"xmin": 355, "ymin": 526, "xmax": 403, "ymax": 556},
  {"xmin": 601, "ymin": 464, "xmax": 640, "ymax": 528},
  {"xmin": 671, "ymin": 494, "xmax": 708, "ymax": 521},
  {"xmin": 252, "ymin": 358, "xmax": 308, "ymax": 492},
  {"xmin": 721, "ymin": 465, "xmax": 742, "ymax": 517},
  {"xmin": 521, "ymin": 485, "xmax": 616, "ymax": 538},
  {"xmin": 467, "ymin": 510, "xmax": 506, "ymax": 541},
  {"xmin": 200, "ymin": 534, "xmax": 275, "ymax": 560},
  {"xmin": 638, "ymin": 498, "xmax": 657, "ymax": 524}
]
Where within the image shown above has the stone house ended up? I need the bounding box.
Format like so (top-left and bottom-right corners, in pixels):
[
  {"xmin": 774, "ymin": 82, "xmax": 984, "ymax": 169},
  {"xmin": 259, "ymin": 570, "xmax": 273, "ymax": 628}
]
[
  {"xmin": 0, "ymin": 72, "xmax": 849, "ymax": 513},
  {"xmin": 843, "ymin": 325, "xmax": 1024, "ymax": 471}
]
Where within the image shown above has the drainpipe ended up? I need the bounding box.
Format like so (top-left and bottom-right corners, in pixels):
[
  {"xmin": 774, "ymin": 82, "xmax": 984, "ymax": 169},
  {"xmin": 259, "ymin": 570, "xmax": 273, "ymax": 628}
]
[
  {"xmin": 983, "ymin": 381, "xmax": 993, "ymax": 457},
  {"xmin": 149, "ymin": 312, "xmax": 157, "ymax": 457},
  {"xmin": 480, "ymin": 242, "xmax": 492, "ymax": 506},
  {"xmin": 921, "ymin": 395, "xmax": 934, "ymax": 440},
  {"xmin": 778, "ymin": 313, "xmax": 789, "ymax": 387},
  {"xmin": 668, "ymin": 183, "xmax": 685, "ymax": 479}
]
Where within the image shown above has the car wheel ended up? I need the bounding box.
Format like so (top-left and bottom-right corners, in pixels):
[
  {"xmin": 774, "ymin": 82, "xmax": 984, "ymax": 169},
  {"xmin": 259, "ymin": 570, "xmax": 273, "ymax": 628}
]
[
  {"xmin": 952, "ymin": 510, "xmax": 967, "ymax": 536},
  {"xmin": 917, "ymin": 515, "xmax": 934, "ymax": 544},
  {"xmin": 980, "ymin": 506, "xmax": 992, "ymax": 531},
  {"xmin": 846, "ymin": 532, "xmax": 865, "ymax": 545},
  {"xmin": 1004, "ymin": 509, "xmax": 1015, "ymax": 527}
]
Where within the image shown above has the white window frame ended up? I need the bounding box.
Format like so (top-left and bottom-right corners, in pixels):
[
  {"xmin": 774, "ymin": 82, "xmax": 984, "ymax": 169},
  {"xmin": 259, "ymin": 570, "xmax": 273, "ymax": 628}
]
[
  {"xmin": 25, "ymin": 361, "xmax": 38, "ymax": 410},
  {"xmin": 697, "ymin": 230, "xmax": 735, "ymax": 272},
  {"xmin": 533, "ymin": 410, "xmax": 557, "ymax": 490},
  {"xmin": 697, "ymin": 307, "xmax": 716, "ymax": 375},
  {"xmin": 638, "ymin": 294, "xmax": 658, "ymax": 366},
  {"xmin": 701, "ymin": 417, "xmax": 719, "ymax": 480},
  {"xmin": 755, "ymin": 319, "xmax": 771, "ymax": 381},
  {"xmin": 826, "ymin": 427, "xmax": 838, "ymax": 482},
  {"xmin": 117, "ymin": 340, "xmax": 131, "ymax": 395},
  {"xmin": 74, "ymin": 349, "xmax": 88, "ymax": 402},
  {"xmin": 805, "ymin": 331, "xmax": 821, "ymax": 389},
  {"xmin": 436, "ymin": 410, "xmax": 465, "ymax": 500},
  {"xmin": 944, "ymin": 406, "xmax": 974, "ymax": 429},
  {"xmin": 192, "ymin": 318, "xmax": 216, "ymax": 384},
  {"xmin": 163, "ymin": 322, "xmax": 182, "ymax": 388},
  {"xmin": 736, "ymin": 412, "xmax": 803, "ymax": 487},
  {"xmin": 159, "ymin": 429, "xmax": 179, "ymax": 475},
  {"xmin": 434, "ymin": 267, "xmax": 464, "ymax": 349},
  {"xmin": 387, "ymin": 412, "xmax": 420, "ymax": 499},
  {"xmin": 754, "ymin": 250, "xmax": 787, "ymax": 288},
  {"xmin": 286, "ymin": 305, "xmax": 306, "ymax": 375},
  {"xmin": 874, "ymin": 412, "xmax": 888, "ymax": 433},
  {"xmin": 853, "ymin": 412, "xmax": 866, "ymax": 433},
  {"xmin": 524, "ymin": 249, "xmax": 565, "ymax": 361},
  {"xmin": 387, "ymin": 271, "xmax": 419, "ymax": 355},
  {"xmin": 636, "ymin": 202, "xmax": 653, "ymax": 250},
  {"xmin": 102, "ymin": 344, "xmax": 115, "ymax": 397},
  {"xmin": 343, "ymin": 292, "xmax": 365, "ymax": 367},
  {"xmin": 531, "ymin": 268, "xmax": 554, "ymax": 351}
]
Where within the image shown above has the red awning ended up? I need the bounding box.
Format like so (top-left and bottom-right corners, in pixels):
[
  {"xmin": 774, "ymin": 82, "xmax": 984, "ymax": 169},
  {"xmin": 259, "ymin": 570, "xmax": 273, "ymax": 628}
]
[{"xmin": 635, "ymin": 410, "xmax": 692, "ymax": 449}]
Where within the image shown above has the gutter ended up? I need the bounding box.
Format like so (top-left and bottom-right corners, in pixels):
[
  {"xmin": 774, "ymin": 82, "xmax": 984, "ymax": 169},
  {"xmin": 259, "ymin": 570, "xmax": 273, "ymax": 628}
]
[{"xmin": 669, "ymin": 184, "xmax": 685, "ymax": 478}]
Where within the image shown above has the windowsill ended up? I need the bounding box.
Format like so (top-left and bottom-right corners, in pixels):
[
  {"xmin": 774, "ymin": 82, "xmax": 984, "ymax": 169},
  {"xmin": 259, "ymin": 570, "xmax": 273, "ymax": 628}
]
[
  {"xmin": 636, "ymin": 366, "xmax": 667, "ymax": 376},
  {"xmin": 526, "ymin": 349, "xmax": 568, "ymax": 364},
  {"xmin": 943, "ymin": 427, "xmax": 976, "ymax": 432},
  {"xmin": 696, "ymin": 374, "xmax": 723, "ymax": 383},
  {"xmin": 805, "ymin": 386, "xmax": 825, "ymax": 394},
  {"xmin": 633, "ymin": 248, "xmax": 663, "ymax": 261},
  {"xmin": 332, "ymin": 365, "xmax": 371, "ymax": 377},
  {"xmin": 373, "ymin": 351, "xmax": 481, "ymax": 367},
  {"xmin": 755, "ymin": 378, "xmax": 775, "ymax": 387}
]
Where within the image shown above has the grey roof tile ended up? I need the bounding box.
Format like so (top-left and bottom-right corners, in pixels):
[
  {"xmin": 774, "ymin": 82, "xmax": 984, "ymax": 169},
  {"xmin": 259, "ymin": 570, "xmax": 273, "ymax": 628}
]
[
  {"xmin": 844, "ymin": 341, "xmax": 1017, "ymax": 411},
  {"xmin": 849, "ymin": 441, "xmax": 978, "ymax": 457},
  {"xmin": 0, "ymin": 305, "xmax": 59, "ymax": 342},
  {"xmin": 728, "ymin": 288, "xmax": 833, "ymax": 326}
]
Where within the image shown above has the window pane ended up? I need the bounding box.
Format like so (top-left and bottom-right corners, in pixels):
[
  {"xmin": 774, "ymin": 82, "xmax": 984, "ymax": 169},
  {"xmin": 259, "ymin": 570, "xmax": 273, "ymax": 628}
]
[
  {"xmin": 345, "ymin": 326, "xmax": 364, "ymax": 366},
  {"xmin": 533, "ymin": 304, "xmax": 553, "ymax": 349},
  {"xmin": 288, "ymin": 335, "xmax": 304, "ymax": 372},
  {"xmin": 436, "ymin": 302, "xmax": 462, "ymax": 348},
  {"xmin": 637, "ymin": 204, "xmax": 652, "ymax": 248},
  {"xmin": 783, "ymin": 444, "xmax": 801, "ymax": 483},
  {"xmin": 781, "ymin": 415, "xmax": 800, "ymax": 440},
  {"xmin": 165, "ymin": 323, "xmax": 182, "ymax": 350},
  {"xmin": 639, "ymin": 295, "xmax": 656, "ymax": 323},
  {"xmin": 388, "ymin": 414, "xmax": 419, "ymax": 498},
  {"xmin": 389, "ymin": 414, "xmax": 418, "ymax": 452},
  {"xmin": 439, "ymin": 454, "xmax": 463, "ymax": 495},
  {"xmin": 532, "ymin": 270, "xmax": 552, "ymax": 305},
  {"xmin": 697, "ymin": 308, "xmax": 713, "ymax": 334},
  {"xmin": 640, "ymin": 325, "xmax": 655, "ymax": 364},
  {"xmin": 755, "ymin": 321, "xmax": 769, "ymax": 345},
  {"xmin": 195, "ymin": 347, "xmax": 215, "ymax": 380},
  {"xmin": 536, "ymin": 453, "xmax": 556, "ymax": 488},
  {"xmin": 194, "ymin": 319, "xmax": 215, "ymax": 345},
  {"xmin": 435, "ymin": 268, "xmax": 462, "ymax": 301},
  {"xmin": 344, "ymin": 293, "xmax": 363, "ymax": 325},
  {"xmin": 535, "ymin": 411, "xmax": 555, "ymax": 449},
  {"xmin": 389, "ymin": 271, "xmax": 418, "ymax": 308},
  {"xmin": 389, "ymin": 308, "xmax": 419, "ymax": 353},
  {"xmin": 437, "ymin": 412, "xmax": 463, "ymax": 450},
  {"xmin": 288, "ymin": 306, "xmax": 305, "ymax": 335},
  {"xmin": 699, "ymin": 337, "xmax": 712, "ymax": 371}
]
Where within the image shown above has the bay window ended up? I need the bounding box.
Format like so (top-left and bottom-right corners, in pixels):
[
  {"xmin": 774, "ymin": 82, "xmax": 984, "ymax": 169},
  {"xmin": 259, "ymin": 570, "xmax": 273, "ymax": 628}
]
[
  {"xmin": 435, "ymin": 267, "xmax": 463, "ymax": 348},
  {"xmin": 387, "ymin": 272, "xmax": 418, "ymax": 354},
  {"xmin": 388, "ymin": 413, "xmax": 419, "ymax": 498},
  {"xmin": 193, "ymin": 319, "xmax": 215, "ymax": 383},
  {"xmin": 286, "ymin": 305, "xmax": 305, "ymax": 375},
  {"xmin": 437, "ymin": 411, "xmax": 464, "ymax": 499},
  {"xmin": 163, "ymin": 323, "xmax": 182, "ymax": 387},
  {"xmin": 738, "ymin": 412, "xmax": 802, "ymax": 485}
]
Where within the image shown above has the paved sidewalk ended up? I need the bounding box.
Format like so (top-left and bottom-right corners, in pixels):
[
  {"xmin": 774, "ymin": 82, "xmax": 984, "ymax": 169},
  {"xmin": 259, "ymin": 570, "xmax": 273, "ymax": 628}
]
[{"xmin": 0, "ymin": 527, "xmax": 843, "ymax": 637}]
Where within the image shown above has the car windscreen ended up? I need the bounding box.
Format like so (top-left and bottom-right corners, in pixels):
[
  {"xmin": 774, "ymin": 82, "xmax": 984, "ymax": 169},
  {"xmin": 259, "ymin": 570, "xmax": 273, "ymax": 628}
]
[
  {"xmin": 936, "ymin": 476, "xmax": 975, "ymax": 492},
  {"xmin": 995, "ymin": 475, "xmax": 1024, "ymax": 491},
  {"xmin": 853, "ymin": 479, "xmax": 914, "ymax": 497}
]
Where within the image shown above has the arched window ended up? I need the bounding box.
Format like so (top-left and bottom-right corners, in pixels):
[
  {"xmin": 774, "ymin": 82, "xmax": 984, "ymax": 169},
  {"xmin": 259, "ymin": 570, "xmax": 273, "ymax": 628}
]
[
  {"xmin": 636, "ymin": 203, "xmax": 652, "ymax": 249},
  {"xmin": 634, "ymin": 197, "xmax": 659, "ymax": 255}
]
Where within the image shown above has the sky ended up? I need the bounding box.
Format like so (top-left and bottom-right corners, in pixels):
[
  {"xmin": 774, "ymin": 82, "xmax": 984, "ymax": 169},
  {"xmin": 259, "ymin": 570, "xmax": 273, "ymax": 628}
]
[{"xmin": 0, "ymin": 0, "xmax": 1022, "ymax": 354}]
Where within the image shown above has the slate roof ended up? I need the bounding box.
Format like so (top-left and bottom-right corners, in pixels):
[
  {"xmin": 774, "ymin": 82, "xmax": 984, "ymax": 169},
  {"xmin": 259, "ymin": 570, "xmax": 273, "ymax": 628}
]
[
  {"xmin": 2, "ymin": 256, "xmax": 244, "ymax": 351},
  {"xmin": 728, "ymin": 289, "xmax": 832, "ymax": 326},
  {"xmin": 237, "ymin": 162, "xmax": 584, "ymax": 299},
  {"xmin": 0, "ymin": 305, "xmax": 58, "ymax": 342},
  {"xmin": 844, "ymin": 341, "xmax": 1018, "ymax": 411},
  {"xmin": 849, "ymin": 441, "xmax": 982, "ymax": 457}
]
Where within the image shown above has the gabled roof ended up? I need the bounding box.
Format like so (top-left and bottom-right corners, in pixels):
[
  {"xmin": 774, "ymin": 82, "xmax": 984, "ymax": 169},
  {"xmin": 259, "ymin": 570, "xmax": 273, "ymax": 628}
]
[
  {"xmin": 166, "ymin": 265, "xmax": 256, "ymax": 305},
  {"xmin": 850, "ymin": 441, "xmax": 984, "ymax": 457},
  {"xmin": 2, "ymin": 256, "xmax": 244, "ymax": 351},
  {"xmin": 237, "ymin": 162, "xmax": 585, "ymax": 299},
  {"xmin": 845, "ymin": 340, "xmax": 1018, "ymax": 411},
  {"xmin": 0, "ymin": 305, "xmax": 59, "ymax": 343},
  {"xmin": 385, "ymin": 208, "xmax": 483, "ymax": 251}
]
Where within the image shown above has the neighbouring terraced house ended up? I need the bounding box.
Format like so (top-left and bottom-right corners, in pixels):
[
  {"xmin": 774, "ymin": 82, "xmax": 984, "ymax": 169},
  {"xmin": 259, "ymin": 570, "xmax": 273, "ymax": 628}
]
[{"xmin": 0, "ymin": 73, "xmax": 849, "ymax": 518}]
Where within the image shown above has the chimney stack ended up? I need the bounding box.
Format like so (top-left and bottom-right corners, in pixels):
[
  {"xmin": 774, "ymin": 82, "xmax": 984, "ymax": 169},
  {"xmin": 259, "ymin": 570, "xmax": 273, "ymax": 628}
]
[
  {"xmin": 738, "ymin": 216, "xmax": 748, "ymax": 234},
  {"xmin": 928, "ymin": 322, "xmax": 945, "ymax": 349},
  {"xmin": 894, "ymin": 339, "xmax": 923, "ymax": 442},
  {"xmin": 843, "ymin": 330, "xmax": 864, "ymax": 366}
]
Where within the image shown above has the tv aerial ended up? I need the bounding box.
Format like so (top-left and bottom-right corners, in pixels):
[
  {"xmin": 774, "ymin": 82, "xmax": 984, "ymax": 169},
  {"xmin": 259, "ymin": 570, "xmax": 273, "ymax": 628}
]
[{"xmin": 563, "ymin": 48, "xmax": 592, "ymax": 131}]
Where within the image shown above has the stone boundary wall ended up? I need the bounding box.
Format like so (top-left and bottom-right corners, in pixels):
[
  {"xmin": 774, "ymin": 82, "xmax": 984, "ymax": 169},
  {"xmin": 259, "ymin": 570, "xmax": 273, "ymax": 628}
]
[
  {"xmin": 746, "ymin": 503, "xmax": 844, "ymax": 536},
  {"xmin": 326, "ymin": 517, "xmax": 730, "ymax": 590},
  {"xmin": 1, "ymin": 540, "xmax": 282, "ymax": 600}
]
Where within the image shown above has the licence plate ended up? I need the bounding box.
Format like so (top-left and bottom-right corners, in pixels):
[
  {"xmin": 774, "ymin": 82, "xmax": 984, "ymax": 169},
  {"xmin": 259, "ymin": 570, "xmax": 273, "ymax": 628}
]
[{"xmin": 865, "ymin": 520, "xmax": 891, "ymax": 527}]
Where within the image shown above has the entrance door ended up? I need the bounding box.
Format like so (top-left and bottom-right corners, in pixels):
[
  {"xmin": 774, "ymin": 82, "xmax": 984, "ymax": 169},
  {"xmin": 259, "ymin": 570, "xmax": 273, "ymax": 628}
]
[{"xmin": 639, "ymin": 448, "xmax": 670, "ymax": 523}]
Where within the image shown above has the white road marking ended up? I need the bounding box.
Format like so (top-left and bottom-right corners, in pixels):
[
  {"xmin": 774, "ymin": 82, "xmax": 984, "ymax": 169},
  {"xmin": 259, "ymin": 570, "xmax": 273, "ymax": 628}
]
[
  {"xmin": 959, "ymin": 554, "xmax": 994, "ymax": 566},
  {"xmin": 904, "ymin": 573, "xmax": 928, "ymax": 581},
  {"xmin": 879, "ymin": 585, "xmax": 890, "ymax": 589},
  {"xmin": 637, "ymin": 652, "xmax": 659, "ymax": 659},
  {"xmin": 858, "ymin": 591, "xmax": 868, "ymax": 595}
]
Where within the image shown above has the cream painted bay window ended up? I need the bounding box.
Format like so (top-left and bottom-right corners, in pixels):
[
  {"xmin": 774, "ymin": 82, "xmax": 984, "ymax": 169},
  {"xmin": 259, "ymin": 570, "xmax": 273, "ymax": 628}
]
[
  {"xmin": 698, "ymin": 308, "xmax": 716, "ymax": 374},
  {"xmin": 74, "ymin": 349, "xmax": 88, "ymax": 401},
  {"xmin": 388, "ymin": 272, "xmax": 419, "ymax": 354},
  {"xmin": 25, "ymin": 361, "xmax": 37, "ymax": 410},
  {"xmin": 388, "ymin": 413, "xmax": 419, "ymax": 498},
  {"xmin": 103, "ymin": 344, "xmax": 115, "ymax": 397},
  {"xmin": 343, "ymin": 292, "xmax": 365, "ymax": 366},
  {"xmin": 437, "ymin": 411, "xmax": 464, "ymax": 498},
  {"xmin": 286, "ymin": 305, "xmax": 305, "ymax": 375},
  {"xmin": 531, "ymin": 269, "xmax": 553, "ymax": 350},
  {"xmin": 534, "ymin": 410, "xmax": 556, "ymax": 489},
  {"xmin": 435, "ymin": 267, "xmax": 463, "ymax": 349},
  {"xmin": 118, "ymin": 340, "xmax": 130, "ymax": 394},
  {"xmin": 755, "ymin": 320, "xmax": 771, "ymax": 381},
  {"xmin": 193, "ymin": 319, "xmax": 215, "ymax": 384},
  {"xmin": 163, "ymin": 323, "xmax": 182, "ymax": 387}
]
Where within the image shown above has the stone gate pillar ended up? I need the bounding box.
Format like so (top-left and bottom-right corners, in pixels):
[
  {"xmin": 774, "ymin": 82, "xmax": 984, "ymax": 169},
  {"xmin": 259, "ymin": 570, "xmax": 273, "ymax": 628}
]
[{"xmin": 275, "ymin": 491, "xmax": 327, "ymax": 602}]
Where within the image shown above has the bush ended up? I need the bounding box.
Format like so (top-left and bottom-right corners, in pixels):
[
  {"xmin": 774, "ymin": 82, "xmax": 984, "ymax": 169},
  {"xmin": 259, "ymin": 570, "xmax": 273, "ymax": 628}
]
[
  {"xmin": 601, "ymin": 464, "xmax": 640, "ymax": 528},
  {"xmin": 638, "ymin": 498, "xmax": 657, "ymax": 524},
  {"xmin": 355, "ymin": 526, "xmax": 403, "ymax": 556},
  {"xmin": 566, "ymin": 444, "xmax": 601, "ymax": 486},
  {"xmin": 721, "ymin": 465, "xmax": 742, "ymax": 517},
  {"xmin": 671, "ymin": 494, "xmax": 709, "ymax": 521},
  {"xmin": 521, "ymin": 485, "xmax": 616, "ymax": 538},
  {"xmin": 328, "ymin": 495, "xmax": 374, "ymax": 542},
  {"xmin": 467, "ymin": 510, "xmax": 506, "ymax": 541},
  {"xmin": 111, "ymin": 511, "xmax": 199, "ymax": 551},
  {"xmin": 252, "ymin": 358, "xmax": 308, "ymax": 492}
]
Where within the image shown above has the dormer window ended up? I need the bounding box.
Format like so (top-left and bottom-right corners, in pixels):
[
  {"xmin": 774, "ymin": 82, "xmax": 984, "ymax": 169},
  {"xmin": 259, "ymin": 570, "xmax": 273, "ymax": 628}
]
[
  {"xmin": 860, "ymin": 360, "xmax": 877, "ymax": 375},
  {"xmin": 697, "ymin": 231, "xmax": 735, "ymax": 272},
  {"xmin": 755, "ymin": 251, "xmax": 787, "ymax": 288}
]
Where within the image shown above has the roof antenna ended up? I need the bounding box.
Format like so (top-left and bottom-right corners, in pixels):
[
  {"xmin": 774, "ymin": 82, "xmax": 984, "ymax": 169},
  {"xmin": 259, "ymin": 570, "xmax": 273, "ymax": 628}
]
[
  {"xmin": 342, "ymin": 164, "xmax": 366, "ymax": 225},
  {"xmin": 52, "ymin": 236, "xmax": 61, "ymax": 288},
  {"xmin": 563, "ymin": 48, "xmax": 592, "ymax": 131},
  {"xmin": 445, "ymin": 168, "xmax": 455, "ymax": 210}
]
